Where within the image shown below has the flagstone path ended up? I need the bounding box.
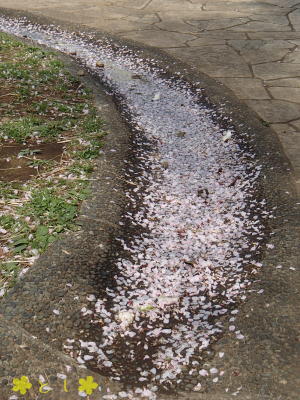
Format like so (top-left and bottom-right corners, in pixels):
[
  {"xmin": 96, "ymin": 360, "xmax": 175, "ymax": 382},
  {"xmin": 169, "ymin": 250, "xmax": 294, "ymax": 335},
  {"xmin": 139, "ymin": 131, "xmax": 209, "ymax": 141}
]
[{"xmin": 1, "ymin": 0, "xmax": 300, "ymax": 194}]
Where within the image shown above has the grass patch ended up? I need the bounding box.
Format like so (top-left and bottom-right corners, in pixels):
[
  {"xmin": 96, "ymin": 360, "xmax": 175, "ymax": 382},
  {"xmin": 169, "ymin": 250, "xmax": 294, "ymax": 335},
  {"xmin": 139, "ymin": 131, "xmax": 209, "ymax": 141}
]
[
  {"xmin": 0, "ymin": 116, "xmax": 71, "ymax": 142},
  {"xmin": 0, "ymin": 32, "xmax": 107, "ymax": 294}
]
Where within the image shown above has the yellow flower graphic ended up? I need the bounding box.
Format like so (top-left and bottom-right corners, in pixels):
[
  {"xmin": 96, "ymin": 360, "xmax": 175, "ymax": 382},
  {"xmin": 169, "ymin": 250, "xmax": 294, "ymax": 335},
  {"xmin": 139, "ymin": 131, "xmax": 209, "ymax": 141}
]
[
  {"xmin": 12, "ymin": 376, "xmax": 32, "ymax": 395},
  {"xmin": 78, "ymin": 376, "xmax": 98, "ymax": 395}
]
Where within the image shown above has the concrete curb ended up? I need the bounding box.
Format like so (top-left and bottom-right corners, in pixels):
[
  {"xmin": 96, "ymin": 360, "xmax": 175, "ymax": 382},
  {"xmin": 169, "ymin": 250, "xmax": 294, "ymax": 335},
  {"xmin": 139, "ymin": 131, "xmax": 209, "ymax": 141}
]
[{"xmin": 0, "ymin": 314, "xmax": 120, "ymax": 399}]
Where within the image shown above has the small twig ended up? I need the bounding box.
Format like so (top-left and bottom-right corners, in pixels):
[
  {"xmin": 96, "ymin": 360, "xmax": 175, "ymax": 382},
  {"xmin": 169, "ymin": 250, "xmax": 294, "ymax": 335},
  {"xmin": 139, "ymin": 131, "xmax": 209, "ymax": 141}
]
[
  {"xmin": 0, "ymin": 93, "xmax": 18, "ymax": 98},
  {"xmin": 0, "ymin": 167, "xmax": 24, "ymax": 170},
  {"xmin": 0, "ymin": 260, "xmax": 30, "ymax": 264},
  {"xmin": 109, "ymin": 171, "xmax": 138, "ymax": 186}
]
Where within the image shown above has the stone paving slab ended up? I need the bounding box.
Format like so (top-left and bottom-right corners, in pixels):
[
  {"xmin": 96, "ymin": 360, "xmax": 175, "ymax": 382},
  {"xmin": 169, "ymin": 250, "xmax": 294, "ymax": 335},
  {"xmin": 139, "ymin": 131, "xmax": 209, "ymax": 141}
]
[
  {"xmin": 0, "ymin": 0, "xmax": 299, "ymax": 193},
  {"xmin": 245, "ymin": 99, "xmax": 300, "ymax": 123},
  {"xmin": 217, "ymin": 78, "xmax": 269, "ymax": 100}
]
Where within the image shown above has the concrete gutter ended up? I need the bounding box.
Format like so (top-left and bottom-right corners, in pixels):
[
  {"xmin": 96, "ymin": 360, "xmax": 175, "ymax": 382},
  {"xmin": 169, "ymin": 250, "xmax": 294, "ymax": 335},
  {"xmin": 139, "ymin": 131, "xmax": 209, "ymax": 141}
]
[{"xmin": 0, "ymin": 7, "xmax": 299, "ymax": 400}]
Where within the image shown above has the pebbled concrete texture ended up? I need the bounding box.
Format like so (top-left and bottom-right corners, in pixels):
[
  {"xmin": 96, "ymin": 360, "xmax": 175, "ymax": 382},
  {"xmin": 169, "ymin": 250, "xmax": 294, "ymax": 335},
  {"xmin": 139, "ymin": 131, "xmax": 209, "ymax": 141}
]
[
  {"xmin": 0, "ymin": 314, "xmax": 120, "ymax": 399},
  {"xmin": 0, "ymin": 0, "xmax": 300, "ymax": 193},
  {"xmin": 0, "ymin": 3, "xmax": 299, "ymax": 400}
]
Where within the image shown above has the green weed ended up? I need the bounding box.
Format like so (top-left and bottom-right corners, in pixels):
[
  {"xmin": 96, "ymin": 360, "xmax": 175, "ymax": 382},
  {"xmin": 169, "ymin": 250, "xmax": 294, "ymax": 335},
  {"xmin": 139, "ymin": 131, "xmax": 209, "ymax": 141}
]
[
  {"xmin": 0, "ymin": 116, "xmax": 71, "ymax": 142},
  {"xmin": 81, "ymin": 113, "xmax": 104, "ymax": 133},
  {"xmin": 27, "ymin": 159, "xmax": 56, "ymax": 170},
  {"xmin": 0, "ymin": 215, "xmax": 17, "ymax": 230},
  {"xmin": 22, "ymin": 188, "xmax": 77, "ymax": 226},
  {"xmin": 18, "ymin": 148, "xmax": 42, "ymax": 157},
  {"xmin": 69, "ymin": 161, "xmax": 94, "ymax": 175},
  {"xmin": 0, "ymin": 33, "xmax": 25, "ymax": 49},
  {"xmin": 0, "ymin": 182, "xmax": 21, "ymax": 199}
]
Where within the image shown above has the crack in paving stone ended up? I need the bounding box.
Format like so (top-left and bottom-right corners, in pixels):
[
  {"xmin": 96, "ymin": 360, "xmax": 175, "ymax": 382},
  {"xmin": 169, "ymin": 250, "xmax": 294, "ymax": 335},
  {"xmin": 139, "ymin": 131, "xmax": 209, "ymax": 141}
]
[{"xmin": 0, "ymin": 16, "xmax": 275, "ymax": 399}]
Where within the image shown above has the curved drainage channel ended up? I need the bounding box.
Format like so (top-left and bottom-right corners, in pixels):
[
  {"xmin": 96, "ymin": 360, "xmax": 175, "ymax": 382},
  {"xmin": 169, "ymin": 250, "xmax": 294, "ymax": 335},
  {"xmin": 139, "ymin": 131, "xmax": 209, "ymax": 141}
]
[{"xmin": 0, "ymin": 16, "xmax": 273, "ymax": 400}]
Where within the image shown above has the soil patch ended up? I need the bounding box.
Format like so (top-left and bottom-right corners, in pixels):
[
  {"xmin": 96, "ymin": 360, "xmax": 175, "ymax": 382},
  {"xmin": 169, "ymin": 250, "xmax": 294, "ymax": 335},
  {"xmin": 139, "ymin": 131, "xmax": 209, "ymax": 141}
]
[{"xmin": 0, "ymin": 142, "xmax": 64, "ymax": 181}]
